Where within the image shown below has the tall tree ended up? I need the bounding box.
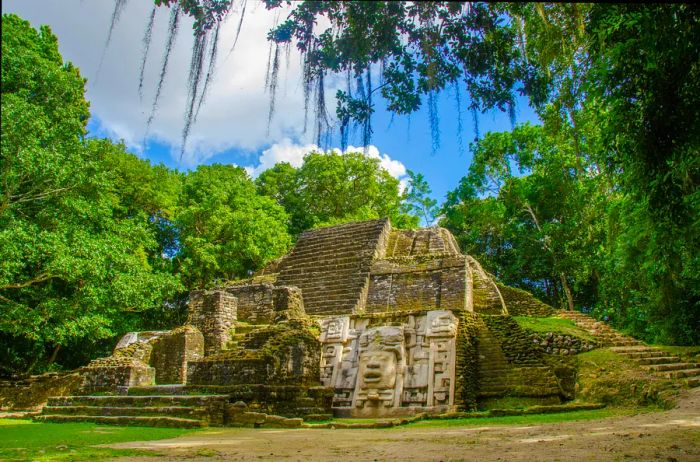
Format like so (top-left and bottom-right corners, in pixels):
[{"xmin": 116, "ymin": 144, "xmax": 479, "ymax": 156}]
[
  {"xmin": 176, "ymin": 164, "xmax": 291, "ymax": 289},
  {"xmin": 0, "ymin": 14, "xmax": 182, "ymax": 374},
  {"xmin": 256, "ymin": 150, "xmax": 419, "ymax": 236}
]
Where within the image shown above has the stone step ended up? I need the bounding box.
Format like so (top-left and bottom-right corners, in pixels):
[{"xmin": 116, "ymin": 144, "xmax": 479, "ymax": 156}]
[
  {"xmin": 608, "ymin": 341, "xmax": 642, "ymax": 347},
  {"xmin": 661, "ymin": 368, "xmax": 700, "ymax": 379},
  {"xmin": 301, "ymin": 291, "xmax": 363, "ymax": 304},
  {"xmin": 127, "ymin": 385, "xmax": 185, "ymax": 396},
  {"xmin": 291, "ymin": 278, "xmax": 367, "ymax": 292},
  {"xmin": 286, "ymin": 237, "xmax": 381, "ymax": 257},
  {"xmin": 42, "ymin": 405, "xmax": 209, "ymax": 419},
  {"xmin": 610, "ymin": 346, "xmax": 657, "ymax": 353},
  {"xmin": 277, "ymin": 261, "xmax": 366, "ymax": 277},
  {"xmin": 280, "ymin": 253, "xmax": 368, "ymax": 269},
  {"xmin": 297, "ymin": 222, "xmax": 386, "ymax": 241},
  {"xmin": 644, "ymin": 363, "xmax": 700, "ymax": 372},
  {"xmin": 619, "ymin": 350, "xmax": 669, "ymax": 359},
  {"xmin": 296, "ymin": 224, "xmax": 386, "ymax": 241},
  {"xmin": 637, "ymin": 356, "xmax": 682, "ymax": 365},
  {"xmin": 48, "ymin": 395, "xmax": 228, "ymax": 408},
  {"xmin": 687, "ymin": 377, "xmax": 700, "ymax": 387},
  {"xmin": 34, "ymin": 414, "xmax": 204, "ymax": 428}
]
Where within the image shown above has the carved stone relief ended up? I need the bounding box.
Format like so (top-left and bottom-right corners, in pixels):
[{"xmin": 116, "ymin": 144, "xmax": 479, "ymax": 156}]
[{"xmin": 318, "ymin": 310, "xmax": 458, "ymax": 416}]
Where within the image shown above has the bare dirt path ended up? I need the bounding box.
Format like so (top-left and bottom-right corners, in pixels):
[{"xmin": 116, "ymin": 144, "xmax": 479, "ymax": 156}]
[{"xmin": 112, "ymin": 388, "xmax": 700, "ymax": 462}]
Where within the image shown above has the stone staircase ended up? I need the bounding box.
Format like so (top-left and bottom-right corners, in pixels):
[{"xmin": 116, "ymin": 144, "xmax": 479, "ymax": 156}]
[
  {"xmin": 476, "ymin": 323, "xmax": 512, "ymax": 398},
  {"xmin": 276, "ymin": 219, "xmax": 390, "ymax": 315},
  {"xmin": 610, "ymin": 346, "xmax": 700, "ymax": 387},
  {"xmin": 559, "ymin": 311, "xmax": 700, "ymax": 387},
  {"xmin": 34, "ymin": 390, "xmax": 228, "ymax": 427},
  {"xmin": 559, "ymin": 311, "xmax": 641, "ymax": 347},
  {"xmin": 467, "ymin": 257, "xmax": 507, "ymax": 315}
]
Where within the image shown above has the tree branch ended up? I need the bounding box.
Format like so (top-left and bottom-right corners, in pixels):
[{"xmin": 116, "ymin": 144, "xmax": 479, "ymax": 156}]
[{"xmin": 0, "ymin": 273, "xmax": 55, "ymax": 290}]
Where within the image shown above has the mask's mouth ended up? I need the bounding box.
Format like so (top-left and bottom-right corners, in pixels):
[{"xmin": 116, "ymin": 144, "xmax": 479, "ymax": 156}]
[{"xmin": 363, "ymin": 371, "xmax": 382, "ymax": 382}]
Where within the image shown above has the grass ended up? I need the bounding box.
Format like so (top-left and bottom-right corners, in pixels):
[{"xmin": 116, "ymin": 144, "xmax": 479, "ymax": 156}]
[
  {"xmin": 0, "ymin": 419, "xmax": 196, "ymax": 461},
  {"xmin": 405, "ymin": 407, "xmax": 648, "ymax": 428},
  {"xmin": 653, "ymin": 345, "xmax": 700, "ymax": 362},
  {"xmin": 576, "ymin": 348, "xmax": 678, "ymax": 408},
  {"xmin": 513, "ymin": 316, "xmax": 595, "ymax": 341}
]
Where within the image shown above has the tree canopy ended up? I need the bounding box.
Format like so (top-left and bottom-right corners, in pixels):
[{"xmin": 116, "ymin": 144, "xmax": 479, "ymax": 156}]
[
  {"xmin": 256, "ymin": 150, "xmax": 418, "ymax": 235},
  {"xmin": 1, "ymin": 15, "xmax": 182, "ymax": 374}
]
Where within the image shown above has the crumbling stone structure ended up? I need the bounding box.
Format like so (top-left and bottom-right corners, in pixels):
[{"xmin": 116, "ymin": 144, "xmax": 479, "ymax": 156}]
[{"xmin": 31, "ymin": 219, "xmax": 572, "ymax": 425}]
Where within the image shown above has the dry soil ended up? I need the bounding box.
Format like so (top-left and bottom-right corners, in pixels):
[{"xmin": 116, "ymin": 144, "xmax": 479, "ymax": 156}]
[{"xmin": 111, "ymin": 388, "xmax": 700, "ymax": 462}]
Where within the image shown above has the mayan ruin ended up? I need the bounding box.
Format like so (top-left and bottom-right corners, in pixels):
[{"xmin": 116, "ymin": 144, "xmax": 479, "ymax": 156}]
[
  {"xmin": 3, "ymin": 3, "xmax": 699, "ymax": 460},
  {"xmin": 5, "ymin": 218, "xmax": 691, "ymax": 428}
]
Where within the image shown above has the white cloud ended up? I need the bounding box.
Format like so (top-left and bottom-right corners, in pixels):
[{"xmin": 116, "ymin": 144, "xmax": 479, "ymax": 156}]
[
  {"xmin": 345, "ymin": 145, "xmax": 407, "ymax": 179},
  {"xmin": 4, "ymin": 1, "xmax": 411, "ymax": 188},
  {"xmin": 245, "ymin": 141, "xmax": 408, "ymax": 193},
  {"xmin": 3, "ymin": 0, "xmax": 340, "ymax": 166},
  {"xmin": 247, "ymin": 138, "xmax": 318, "ymax": 177}
]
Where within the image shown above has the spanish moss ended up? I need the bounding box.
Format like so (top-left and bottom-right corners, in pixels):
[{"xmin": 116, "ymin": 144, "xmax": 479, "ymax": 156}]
[
  {"xmin": 194, "ymin": 22, "xmax": 222, "ymax": 123},
  {"xmin": 145, "ymin": 4, "xmax": 181, "ymax": 137},
  {"xmin": 339, "ymin": 69, "xmax": 353, "ymax": 151},
  {"xmin": 301, "ymin": 46, "xmax": 314, "ymax": 135},
  {"xmin": 508, "ymin": 99, "xmax": 517, "ymax": 128},
  {"xmin": 428, "ymin": 90, "xmax": 440, "ymax": 154},
  {"xmin": 226, "ymin": 0, "xmax": 248, "ymax": 58},
  {"xmin": 363, "ymin": 67, "xmax": 373, "ymax": 149},
  {"xmin": 454, "ymin": 81, "xmax": 465, "ymax": 155},
  {"xmin": 471, "ymin": 105, "xmax": 480, "ymax": 142},
  {"xmin": 137, "ymin": 5, "xmax": 157, "ymax": 100},
  {"xmin": 96, "ymin": 0, "xmax": 129, "ymax": 80},
  {"xmin": 180, "ymin": 30, "xmax": 210, "ymax": 160},
  {"xmin": 266, "ymin": 44, "xmax": 281, "ymax": 134},
  {"xmin": 314, "ymin": 72, "xmax": 330, "ymax": 147}
]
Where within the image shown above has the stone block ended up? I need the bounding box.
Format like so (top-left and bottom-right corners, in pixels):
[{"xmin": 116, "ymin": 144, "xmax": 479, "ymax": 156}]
[{"xmin": 187, "ymin": 290, "xmax": 237, "ymax": 355}]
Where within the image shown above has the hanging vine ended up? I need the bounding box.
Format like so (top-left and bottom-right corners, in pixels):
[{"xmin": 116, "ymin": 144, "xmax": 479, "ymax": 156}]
[
  {"xmin": 102, "ymin": 1, "xmax": 533, "ymax": 159},
  {"xmin": 96, "ymin": 0, "xmax": 129, "ymax": 80},
  {"xmin": 145, "ymin": 3, "xmax": 181, "ymax": 136},
  {"xmin": 137, "ymin": 5, "xmax": 157, "ymax": 100}
]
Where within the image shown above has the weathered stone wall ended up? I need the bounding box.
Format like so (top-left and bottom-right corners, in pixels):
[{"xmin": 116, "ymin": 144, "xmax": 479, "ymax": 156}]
[
  {"xmin": 454, "ymin": 311, "xmax": 481, "ymax": 411},
  {"xmin": 384, "ymin": 228, "xmax": 461, "ymax": 257},
  {"xmin": 530, "ymin": 332, "xmax": 597, "ymax": 355},
  {"xmin": 467, "ymin": 257, "xmax": 507, "ymax": 315},
  {"xmin": 225, "ymin": 283, "xmax": 275, "ymax": 324},
  {"xmin": 187, "ymin": 319, "xmax": 321, "ymax": 387},
  {"xmin": 150, "ymin": 326, "xmax": 204, "ymax": 384},
  {"xmin": 221, "ymin": 385, "xmax": 333, "ymax": 419},
  {"xmin": 366, "ymin": 256, "xmax": 467, "ymax": 313},
  {"xmin": 80, "ymin": 357, "xmax": 155, "ymax": 391},
  {"xmin": 497, "ymin": 283, "xmax": 556, "ymax": 317},
  {"xmin": 275, "ymin": 218, "xmax": 391, "ymax": 315},
  {"xmin": 187, "ymin": 290, "xmax": 237, "ymax": 355},
  {"xmin": 188, "ymin": 358, "xmax": 271, "ymax": 386},
  {"xmin": 476, "ymin": 315, "xmax": 561, "ymax": 400},
  {"xmin": 0, "ymin": 373, "xmax": 83, "ymax": 410}
]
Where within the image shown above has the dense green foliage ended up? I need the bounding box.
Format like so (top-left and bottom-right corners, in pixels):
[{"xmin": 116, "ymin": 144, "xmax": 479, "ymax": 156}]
[
  {"xmin": 240, "ymin": 2, "xmax": 698, "ymax": 345},
  {"xmin": 256, "ymin": 151, "xmax": 418, "ymax": 235},
  {"xmin": 0, "ymin": 15, "xmax": 182, "ymax": 374},
  {"xmin": 0, "ymin": 13, "xmax": 420, "ymax": 375},
  {"xmin": 439, "ymin": 4, "xmax": 699, "ymax": 345},
  {"xmin": 176, "ymin": 164, "xmax": 291, "ymax": 288}
]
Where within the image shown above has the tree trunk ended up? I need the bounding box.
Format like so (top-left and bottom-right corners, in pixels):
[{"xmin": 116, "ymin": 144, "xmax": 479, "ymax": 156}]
[
  {"xmin": 559, "ymin": 272, "xmax": 575, "ymax": 311},
  {"xmin": 47, "ymin": 344, "xmax": 61, "ymax": 366}
]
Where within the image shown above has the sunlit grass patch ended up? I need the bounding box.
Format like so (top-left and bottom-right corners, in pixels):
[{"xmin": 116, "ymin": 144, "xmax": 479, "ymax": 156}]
[
  {"xmin": 0, "ymin": 419, "xmax": 195, "ymax": 461},
  {"xmin": 513, "ymin": 316, "xmax": 595, "ymax": 341}
]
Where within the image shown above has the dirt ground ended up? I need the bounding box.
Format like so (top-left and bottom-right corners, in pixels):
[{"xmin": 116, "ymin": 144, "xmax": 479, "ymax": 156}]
[{"xmin": 111, "ymin": 388, "xmax": 700, "ymax": 462}]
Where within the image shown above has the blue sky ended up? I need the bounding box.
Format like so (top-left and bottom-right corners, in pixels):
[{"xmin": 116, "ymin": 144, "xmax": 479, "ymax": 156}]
[{"xmin": 6, "ymin": 0, "xmax": 539, "ymax": 205}]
